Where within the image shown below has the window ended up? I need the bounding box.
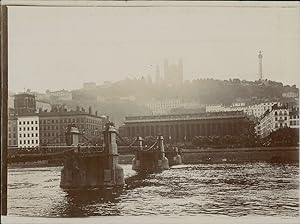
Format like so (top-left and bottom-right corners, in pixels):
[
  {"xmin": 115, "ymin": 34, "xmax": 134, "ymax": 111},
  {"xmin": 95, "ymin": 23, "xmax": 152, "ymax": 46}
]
[
  {"xmin": 275, "ymin": 123, "xmax": 278, "ymax": 128},
  {"xmin": 31, "ymin": 121, "xmax": 33, "ymax": 124},
  {"xmin": 284, "ymin": 117, "xmax": 287, "ymax": 120},
  {"xmin": 275, "ymin": 117, "xmax": 277, "ymax": 121},
  {"xmin": 20, "ymin": 140, "xmax": 22, "ymax": 144},
  {"xmin": 28, "ymin": 140, "xmax": 30, "ymax": 144},
  {"xmin": 23, "ymin": 121, "xmax": 25, "ymax": 125},
  {"xmin": 290, "ymin": 121, "xmax": 293, "ymax": 125},
  {"xmin": 23, "ymin": 127, "xmax": 25, "ymax": 131},
  {"xmin": 23, "ymin": 134, "xmax": 26, "ymax": 137},
  {"xmin": 36, "ymin": 140, "xmax": 38, "ymax": 144},
  {"xmin": 32, "ymin": 133, "xmax": 34, "ymax": 137},
  {"xmin": 32, "ymin": 127, "xmax": 34, "ymax": 130},
  {"xmin": 32, "ymin": 140, "xmax": 34, "ymax": 144},
  {"xmin": 28, "ymin": 133, "xmax": 30, "ymax": 137},
  {"xmin": 19, "ymin": 121, "xmax": 21, "ymax": 125},
  {"xmin": 8, "ymin": 133, "xmax": 11, "ymax": 138},
  {"xmin": 36, "ymin": 133, "xmax": 38, "ymax": 137},
  {"xmin": 36, "ymin": 127, "xmax": 38, "ymax": 130},
  {"xmin": 27, "ymin": 121, "xmax": 29, "ymax": 124},
  {"xmin": 275, "ymin": 111, "xmax": 278, "ymax": 115},
  {"xmin": 35, "ymin": 121, "xmax": 38, "ymax": 124},
  {"xmin": 13, "ymin": 133, "xmax": 16, "ymax": 138},
  {"xmin": 19, "ymin": 127, "xmax": 22, "ymax": 131}
]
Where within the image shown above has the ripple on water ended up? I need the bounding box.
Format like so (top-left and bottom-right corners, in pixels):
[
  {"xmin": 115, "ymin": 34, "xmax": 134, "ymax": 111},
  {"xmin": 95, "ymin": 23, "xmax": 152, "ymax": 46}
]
[{"xmin": 7, "ymin": 163, "xmax": 299, "ymax": 217}]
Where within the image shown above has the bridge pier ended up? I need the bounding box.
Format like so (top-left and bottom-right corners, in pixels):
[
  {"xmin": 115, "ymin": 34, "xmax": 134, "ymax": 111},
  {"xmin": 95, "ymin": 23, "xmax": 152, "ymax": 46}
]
[
  {"xmin": 132, "ymin": 135, "xmax": 169, "ymax": 173},
  {"xmin": 60, "ymin": 123, "xmax": 124, "ymax": 190}
]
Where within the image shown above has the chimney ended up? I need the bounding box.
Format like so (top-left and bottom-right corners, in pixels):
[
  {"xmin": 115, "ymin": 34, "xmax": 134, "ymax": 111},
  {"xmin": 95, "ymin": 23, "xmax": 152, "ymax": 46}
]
[{"xmin": 88, "ymin": 106, "xmax": 92, "ymax": 114}]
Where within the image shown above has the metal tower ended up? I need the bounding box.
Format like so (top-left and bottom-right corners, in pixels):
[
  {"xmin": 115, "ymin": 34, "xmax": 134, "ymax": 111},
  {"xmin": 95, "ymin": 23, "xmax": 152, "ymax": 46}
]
[{"xmin": 258, "ymin": 51, "xmax": 263, "ymax": 80}]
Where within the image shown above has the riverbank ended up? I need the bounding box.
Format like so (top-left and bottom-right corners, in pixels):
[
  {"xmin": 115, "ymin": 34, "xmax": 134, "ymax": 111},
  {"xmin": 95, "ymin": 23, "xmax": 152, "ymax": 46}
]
[
  {"xmin": 7, "ymin": 146, "xmax": 299, "ymax": 168},
  {"xmin": 181, "ymin": 146, "xmax": 299, "ymax": 164}
]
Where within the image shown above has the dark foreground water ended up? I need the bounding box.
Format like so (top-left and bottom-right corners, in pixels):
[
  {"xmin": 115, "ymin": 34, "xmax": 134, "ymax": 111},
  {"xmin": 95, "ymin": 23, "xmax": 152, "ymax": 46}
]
[{"xmin": 7, "ymin": 163, "xmax": 299, "ymax": 217}]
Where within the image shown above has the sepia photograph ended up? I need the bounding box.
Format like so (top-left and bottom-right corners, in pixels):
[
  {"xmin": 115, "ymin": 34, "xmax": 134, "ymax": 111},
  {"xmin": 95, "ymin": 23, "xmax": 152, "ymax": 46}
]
[{"xmin": 1, "ymin": 1, "xmax": 299, "ymax": 223}]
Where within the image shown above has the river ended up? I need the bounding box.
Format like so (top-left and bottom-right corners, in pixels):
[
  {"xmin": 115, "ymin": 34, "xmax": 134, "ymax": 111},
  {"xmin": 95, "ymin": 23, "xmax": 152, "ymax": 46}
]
[{"xmin": 7, "ymin": 163, "xmax": 299, "ymax": 217}]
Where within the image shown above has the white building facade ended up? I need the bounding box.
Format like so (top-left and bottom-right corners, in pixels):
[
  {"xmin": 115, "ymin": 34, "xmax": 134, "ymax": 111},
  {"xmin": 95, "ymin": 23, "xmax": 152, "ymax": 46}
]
[
  {"xmin": 17, "ymin": 115, "xmax": 40, "ymax": 147},
  {"xmin": 206, "ymin": 102, "xmax": 280, "ymax": 118},
  {"xmin": 255, "ymin": 105, "xmax": 296, "ymax": 138}
]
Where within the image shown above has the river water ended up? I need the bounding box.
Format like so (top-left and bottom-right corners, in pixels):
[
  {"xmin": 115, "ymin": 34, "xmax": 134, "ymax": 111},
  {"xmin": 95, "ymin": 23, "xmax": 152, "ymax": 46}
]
[{"xmin": 7, "ymin": 163, "xmax": 299, "ymax": 217}]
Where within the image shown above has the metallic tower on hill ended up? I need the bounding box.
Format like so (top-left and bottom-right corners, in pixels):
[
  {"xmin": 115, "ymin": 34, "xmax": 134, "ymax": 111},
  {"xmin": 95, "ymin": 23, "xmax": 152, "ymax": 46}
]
[{"xmin": 258, "ymin": 51, "xmax": 263, "ymax": 80}]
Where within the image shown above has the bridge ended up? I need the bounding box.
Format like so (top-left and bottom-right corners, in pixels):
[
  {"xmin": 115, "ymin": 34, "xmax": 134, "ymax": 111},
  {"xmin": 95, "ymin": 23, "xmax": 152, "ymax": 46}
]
[{"xmin": 7, "ymin": 122, "xmax": 183, "ymax": 190}]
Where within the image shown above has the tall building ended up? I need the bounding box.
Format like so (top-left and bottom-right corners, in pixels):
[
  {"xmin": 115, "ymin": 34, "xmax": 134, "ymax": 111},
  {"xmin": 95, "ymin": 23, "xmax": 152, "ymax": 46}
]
[
  {"xmin": 17, "ymin": 114, "xmax": 40, "ymax": 148},
  {"xmin": 121, "ymin": 111, "xmax": 252, "ymax": 142},
  {"xmin": 38, "ymin": 111, "xmax": 106, "ymax": 146},
  {"xmin": 14, "ymin": 93, "xmax": 36, "ymax": 115},
  {"xmin": 8, "ymin": 115, "xmax": 18, "ymax": 147},
  {"xmin": 163, "ymin": 59, "xmax": 183, "ymax": 86}
]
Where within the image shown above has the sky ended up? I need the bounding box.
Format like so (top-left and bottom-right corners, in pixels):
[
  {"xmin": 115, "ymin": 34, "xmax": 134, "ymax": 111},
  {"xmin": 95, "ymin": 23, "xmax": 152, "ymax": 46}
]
[{"xmin": 7, "ymin": 2, "xmax": 300, "ymax": 93}]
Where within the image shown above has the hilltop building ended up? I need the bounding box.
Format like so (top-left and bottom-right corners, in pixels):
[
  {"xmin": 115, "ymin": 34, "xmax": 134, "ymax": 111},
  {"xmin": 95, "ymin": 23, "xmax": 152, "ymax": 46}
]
[{"xmin": 163, "ymin": 59, "xmax": 183, "ymax": 86}]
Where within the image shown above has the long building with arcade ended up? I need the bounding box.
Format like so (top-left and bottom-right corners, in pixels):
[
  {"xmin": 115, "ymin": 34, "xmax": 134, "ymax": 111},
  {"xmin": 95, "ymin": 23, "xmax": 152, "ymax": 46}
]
[{"xmin": 119, "ymin": 111, "xmax": 253, "ymax": 143}]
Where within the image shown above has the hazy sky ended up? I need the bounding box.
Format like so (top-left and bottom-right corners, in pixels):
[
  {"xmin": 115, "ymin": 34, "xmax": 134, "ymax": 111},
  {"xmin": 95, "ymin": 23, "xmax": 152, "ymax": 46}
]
[{"xmin": 8, "ymin": 2, "xmax": 300, "ymax": 92}]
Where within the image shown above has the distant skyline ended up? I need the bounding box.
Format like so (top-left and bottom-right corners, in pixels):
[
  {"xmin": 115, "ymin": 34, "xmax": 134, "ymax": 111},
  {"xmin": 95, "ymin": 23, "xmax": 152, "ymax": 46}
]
[{"xmin": 8, "ymin": 2, "xmax": 300, "ymax": 92}]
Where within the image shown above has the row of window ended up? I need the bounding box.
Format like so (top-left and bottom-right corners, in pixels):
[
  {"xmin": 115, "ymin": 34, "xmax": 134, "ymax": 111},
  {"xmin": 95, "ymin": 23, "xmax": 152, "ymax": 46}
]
[
  {"xmin": 19, "ymin": 120, "xmax": 38, "ymax": 125},
  {"xmin": 290, "ymin": 120, "xmax": 299, "ymax": 126},
  {"xmin": 40, "ymin": 118, "xmax": 102, "ymax": 124},
  {"xmin": 275, "ymin": 123, "xmax": 288, "ymax": 128},
  {"xmin": 40, "ymin": 124, "xmax": 100, "ymax": 130},
  {"xmin": 274, "ymin": 111, "xmax": 288, "ymax": 116},
  {"xmin": 274, "ymin": 117, "xmax": 287, "ymax": 121},
  {"xmin": 8, "ymin": 133, "xmax": 17, "ymax": 138},
  {"xmin": 8, "ymin": 140, "xmax": 17, "ymax": 146},
  {"xmin": 19, "ymin": 133, "xmax": 39, "ymax": 138},
  {"xmin": 19, "ymin": 127, "xmax": 38, "ymax": 131},
  {"xmin": 19, "ymin": 140, "xmax": 39, "ymax": 145},
  {"xmin": 8, "ymin": 127, "xmax": 17, "ymax": 132}
]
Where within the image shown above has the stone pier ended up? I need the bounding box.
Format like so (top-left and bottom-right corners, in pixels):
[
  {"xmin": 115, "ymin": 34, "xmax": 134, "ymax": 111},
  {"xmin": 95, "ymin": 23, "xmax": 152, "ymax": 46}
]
[
  {"xmin": 60, "ymin": 123, "xmax": 124, "ymax": 190},
  {"xmin": 132, "ymin": 135, "xmax": 169, "ymax": 173}
]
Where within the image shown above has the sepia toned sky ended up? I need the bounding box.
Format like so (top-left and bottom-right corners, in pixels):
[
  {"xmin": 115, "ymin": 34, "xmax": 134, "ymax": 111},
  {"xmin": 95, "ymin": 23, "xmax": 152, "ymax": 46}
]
[{"xmin": 7, "ymin": 2, "xmax": 300, "ymax": 92}]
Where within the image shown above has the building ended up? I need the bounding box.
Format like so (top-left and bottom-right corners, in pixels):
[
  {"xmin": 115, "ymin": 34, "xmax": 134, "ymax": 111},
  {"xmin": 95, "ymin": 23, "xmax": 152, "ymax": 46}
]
[
  {"xmin": 46, "ymin": 89, "xmax": 72, "ymax": 101},
  {"xmin": 282, "ymin": 91, "xmax": 299, "ymax": 98},
  {"xmin": 14, "ymin": 93, "xmax": 36, "ymax": 115},
  {"xmin": 289, "ymin": 107, "xmax": 300, "ymax": 129},
  {"xmin": 17, "ymin": 114, "xmax": 40, "ymax": 148},
  {"xmin": 120, "ymin": 111, "xmax": 252, "ymax": 142},
  {"xmin": 83, "ymin": 82, "xmax": 97, "ymax": 89},
  {"xmin": 8, "ymin": 116, "xmax": 18, "ymax": 147},
  {"xmin": 255, "ymin": 104, "xmax": 294, "ymax": 138},
  {"xmin": 163, "ymin": 59, "xmax": 183, "ymax": 86},
  {"xmin": 146, "ymin": 98, "xmax": 182, "ymax": 115},
  {"xmin": 36, "ymin": 100, "xmax": 52, "ymax": 112},
  {"xmin": 38, "ymin": 111, "xmax": 106, "ymax": 146},
  {"xmin": 206, "ymin": 102, "xmax": 280, "ymax": 119}
]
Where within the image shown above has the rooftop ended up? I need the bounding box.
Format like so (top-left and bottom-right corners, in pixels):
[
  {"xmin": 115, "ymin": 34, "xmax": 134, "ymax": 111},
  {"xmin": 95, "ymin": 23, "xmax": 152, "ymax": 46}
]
[{"xmin": 125, "ymin": 111, "xmax": 245, "ymax": 123}]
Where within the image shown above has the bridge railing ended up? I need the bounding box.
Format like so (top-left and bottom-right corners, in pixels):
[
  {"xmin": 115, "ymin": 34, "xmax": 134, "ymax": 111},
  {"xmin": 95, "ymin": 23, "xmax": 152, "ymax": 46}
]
[{"xmin": 7, "ymin": 145, "xmax": 105, "ymax": 157}]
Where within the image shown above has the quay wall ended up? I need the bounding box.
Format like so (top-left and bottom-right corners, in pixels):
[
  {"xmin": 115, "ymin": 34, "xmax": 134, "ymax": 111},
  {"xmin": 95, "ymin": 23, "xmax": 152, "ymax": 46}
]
[{"xmin": 181, "ymin": 146, "xmax": 299, "ymax": 164}]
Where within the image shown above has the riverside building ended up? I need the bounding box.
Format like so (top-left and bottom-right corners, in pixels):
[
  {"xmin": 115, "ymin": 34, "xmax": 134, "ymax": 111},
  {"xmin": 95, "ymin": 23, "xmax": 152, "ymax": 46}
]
[{"xmin": 120, "ymin": 111, "xmax": 252, "ymax": 143}]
